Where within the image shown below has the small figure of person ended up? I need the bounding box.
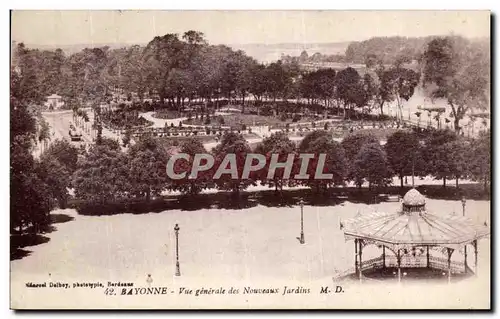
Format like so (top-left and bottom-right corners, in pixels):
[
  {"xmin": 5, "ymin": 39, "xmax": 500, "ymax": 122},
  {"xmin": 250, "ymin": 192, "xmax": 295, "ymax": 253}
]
[{"xmin": 146, "ymin": 274, "xmax": 153, "ymax": 287}]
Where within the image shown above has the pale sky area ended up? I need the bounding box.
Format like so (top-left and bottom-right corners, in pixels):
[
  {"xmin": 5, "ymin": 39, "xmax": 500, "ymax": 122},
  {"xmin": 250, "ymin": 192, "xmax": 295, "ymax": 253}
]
[{"xmin": 11, "ymin": 10, "xmax": 490, "ymax": 46}]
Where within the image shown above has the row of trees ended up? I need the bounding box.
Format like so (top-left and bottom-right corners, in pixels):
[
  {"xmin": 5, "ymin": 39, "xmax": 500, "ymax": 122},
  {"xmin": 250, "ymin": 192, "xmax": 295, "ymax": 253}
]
[
  {"xmin": 12, "ymin": 33, "xmax": 489, "ymax": 133},
  {"xmin": 298, "ymin": 64, "xmax": 420, "ymax": 121},
  {"xmin": 68, "ymin": 128, "xmax": 490, "ymax": 205},
  {"xmin": 11, "ymin": 67, "xmax": 80, "ymax": 234}
]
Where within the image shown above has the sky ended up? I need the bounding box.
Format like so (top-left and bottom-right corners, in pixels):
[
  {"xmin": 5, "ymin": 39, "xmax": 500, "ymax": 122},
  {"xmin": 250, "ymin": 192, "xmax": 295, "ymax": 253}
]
[{"xmin": 11, "ymin": 10, "xmax": 490, "ymax": 46}]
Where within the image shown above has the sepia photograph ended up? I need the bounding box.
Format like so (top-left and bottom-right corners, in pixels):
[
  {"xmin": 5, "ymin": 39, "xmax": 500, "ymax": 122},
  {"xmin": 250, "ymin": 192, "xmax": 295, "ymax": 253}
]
[{"xmin": 9, "ymin": 10, "xmax": 491, "ymax": 309}]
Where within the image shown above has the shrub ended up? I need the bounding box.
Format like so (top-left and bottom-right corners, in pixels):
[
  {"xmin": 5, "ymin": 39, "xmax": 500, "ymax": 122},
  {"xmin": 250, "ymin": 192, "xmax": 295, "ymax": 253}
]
[
  {"xmin": 292, "ymin": 114, "xmax": 301, "ymax": 122},
  {"xmin": 218, "ymin": 115, "xmax": 225, "ymax": 125},
  {"xmin": 260, "ymin": 105, "xmax": 272, "ymax": 116},
  {"xmin": 280, "ymin": 113, "xmax": 288, "ymax": 122}
]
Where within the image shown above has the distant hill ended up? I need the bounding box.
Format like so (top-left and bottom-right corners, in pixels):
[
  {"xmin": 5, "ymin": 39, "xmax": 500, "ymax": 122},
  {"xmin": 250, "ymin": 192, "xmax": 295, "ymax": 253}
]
[
  {"xmin": 16, "ymin": 42, "xmax": 140, "ymax": 55},
  {"xmin": 344, "ymin": 35, "xmax": 490, "ymax": 64},
  {"xmin": 16, "ymin": 36, "xmax": 488, "ymax": 64},
  {"xmin": 17, "ymin": 41, "xmax": 350, "ymax": 63},
  {"xmin": 232, "ymin": 42, "xmax": 350, "ymax": 63}
]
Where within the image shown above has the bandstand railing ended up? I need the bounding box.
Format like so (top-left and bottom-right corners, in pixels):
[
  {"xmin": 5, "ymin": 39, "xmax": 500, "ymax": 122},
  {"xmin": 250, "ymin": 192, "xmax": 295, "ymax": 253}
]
[
  {"xmin": 360, "ymin": 255, "xmax": 464, "ymax": 273},
  {"xmin": 332, "ymin": 255, "xmax": 466, "ymax": 280}
]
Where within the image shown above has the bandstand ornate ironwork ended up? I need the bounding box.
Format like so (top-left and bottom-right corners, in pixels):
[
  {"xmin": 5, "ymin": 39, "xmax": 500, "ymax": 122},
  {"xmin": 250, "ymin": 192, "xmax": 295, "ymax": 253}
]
[{"xmin": 341, "ymin": 189, "xmax": 490, "ymax": 283}]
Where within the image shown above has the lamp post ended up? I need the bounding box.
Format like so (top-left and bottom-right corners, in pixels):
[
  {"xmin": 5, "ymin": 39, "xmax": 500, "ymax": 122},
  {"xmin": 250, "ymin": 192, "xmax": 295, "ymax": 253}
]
[
  {"xmin": 461, "ymin": 197, "xmax": 467, "ymax": 274},
  {"xmin": 299, "ymin": 200, "xmax": 305, "ymax": 244},
  {"xmin": 461, "ymin": 197, "xmax": 466, "ymax": 217},
  {"xmin": 174, "ymin": 224, "xmax": 181, "ymax": 276}
]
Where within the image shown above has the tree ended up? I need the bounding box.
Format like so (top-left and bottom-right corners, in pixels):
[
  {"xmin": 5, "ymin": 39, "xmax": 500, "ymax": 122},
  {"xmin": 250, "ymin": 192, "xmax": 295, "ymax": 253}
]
[
  {"xmin": 73, "ymin": 138, "xmax": 128, "ymax": 203},
  {"xmin": 41, "ymin": 139, "xmax": 79, "ymax": 174},
  {"xmin": 255, "ymin": 132, "xmax": 296, "ymax": 193},
  {"xmin": 36, "ymin": 154, "xmax": 71, "ymax": 208},
  {"xmin": 299, "ymin": 50, "xmax": 309, "ymax": 63},
  {"xmin": 11, "ymin": 68, "xmax": 52, "ymax": 234},
  {"xmin": 143, "ymin": 34, "xmax": 186, "ymax": 104},
  {"xmin": 120, "ymin": 45, "xmax": 148, "ymax": 101},
  {"xmin": 65, "ymin": 47, "xmax": 110, "ymax": 106},
  {"xmin": 212, "ymin": 132, "xmax": 253, "ymax": 194},
  {"xmin": 249, "ymin": 63, "xmax": 268, "ymax": 107},
  {"xmin": 385, "ymin": 131, "xmax": 424, "ymax": 188},
  {"xmin": 299, "ymin": 68, "xmax": 336, "ymax": 108},
  {"xmin": 422, "ymin": 129, "xmax": 457, "ymax": 187},
  {"xmin": 297, "ymin": 133, "xmax": 347, "ymax": 193},
  {"xmin": 341, "ymin": 132, "xmax": 380, "ymax": 186},
  {"xmin": 422, "ymin": 36, "xmax": 489, "ymax": 132},
  {"xmin": 352, "ymin": 142, "xmax": 393, "ymax": 190},
  {"xmin": 341, "ymin": 131, "xmax": 379, "ymax": 164},
  {"xmin": 122, "ymin": 129, "xmax": 132, "ymax": 147},
  {"xmin": 379, "ymin": 67, "xmax": 420, "ymax": 121},
  {"xmin": 376, "ymin": 68, "xmax": 396, "ymax": 116},
  {"xmin": 468, "ymin": 131, "xmax": 490, "ymax": 192},
  {"xmin": 445, "ymin": 139, "xmax": 470, "ymax": 188},
  {"xmin": 264, "ymin": 61, "xmax": 292, "ymax": 104},
  {"xmin": 170, "ymin": 138, "xmax": 212, "ymax": 195},
  {"xmin": 335, "ymin": 67, "xmax": 362, "ymax": 118},
  {"xmin": 394, "ymin": 68, "xmax": 420, "ymax": 121},
  {"xmin": 37, "ymin": 117, "xmax": 51, "ymax": 154},
  {"xmin": 233, "ymin": 51, "xmax": 258, "ymax": 111},
  {"xmin": 364, "ymin": 53, "xmax": 379, "ymax": 69},
  {"xmin": 126, "ymin": 135, "xmax": 170, "ymax": 201}
]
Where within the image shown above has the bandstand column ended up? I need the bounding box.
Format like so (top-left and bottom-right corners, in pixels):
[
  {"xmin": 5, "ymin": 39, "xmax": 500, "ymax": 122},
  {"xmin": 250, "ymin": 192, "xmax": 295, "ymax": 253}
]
[
  {"xmin": 397, "ymin": 249, "xmax": 401, "ymax": 283},
  {"xmin": 473, "ymin": 240, "xmax": 478, "ymax": 276},
  {"xmin": 382, "ymin": 246, "xmax": 386, "ymax": 268},
  {"xmin": 358, "ymin": 240, "xmax": 363, "ymax": 283},
  {"xmin": 354, "ymin": 239, "xmax": 358, "ymax": 276},
  {"xmin": 447, "ymin": 248, "xmax": 453, "ymax": 284},
  {"xmin": 426, "ymin": 246, "xmax": 430, "ymax": 267},
  {"xmin": 464, "ymin": 244, "xmax": 468, "ymax": 274}
]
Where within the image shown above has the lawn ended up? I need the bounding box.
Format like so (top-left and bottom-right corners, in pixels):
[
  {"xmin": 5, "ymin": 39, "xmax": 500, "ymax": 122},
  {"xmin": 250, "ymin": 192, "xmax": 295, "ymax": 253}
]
[
  {"xmin": 333, "ymin": 128, "xmax": 403, "ymax": 141},
  {"xmin": 182, "ymin": 113, "xmax": 321, "ymax": 129},
  {"xmin": 157, "ymin": 135, "xmax": 217, "ymax": 146},
  {"xmin": 153, "ymin": 109, "xmax": 185, "ymax": 119}
]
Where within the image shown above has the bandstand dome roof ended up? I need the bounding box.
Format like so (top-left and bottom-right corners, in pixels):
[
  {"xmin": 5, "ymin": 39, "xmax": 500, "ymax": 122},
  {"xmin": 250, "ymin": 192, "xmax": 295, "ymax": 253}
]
[
  {"xmin": 403, "ymin": 188, "xmax": 425, "ymax": 206},
  {"xmin": 342, "ymin": 190, "xmax": 490, "ymax": 250}
]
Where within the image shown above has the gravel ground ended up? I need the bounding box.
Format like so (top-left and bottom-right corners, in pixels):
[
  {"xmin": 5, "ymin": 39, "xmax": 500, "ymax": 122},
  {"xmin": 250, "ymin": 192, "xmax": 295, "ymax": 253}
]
[{"xmin": 11, "ymin": 198, "xmax": 490, "ymax": 309}]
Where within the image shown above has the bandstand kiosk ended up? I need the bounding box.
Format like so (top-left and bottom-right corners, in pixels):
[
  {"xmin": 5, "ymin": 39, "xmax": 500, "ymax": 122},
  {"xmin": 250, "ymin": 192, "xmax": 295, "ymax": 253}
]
[{"xmin": 341, "ymin": 189, "xmax": 490, "ymax": 283}]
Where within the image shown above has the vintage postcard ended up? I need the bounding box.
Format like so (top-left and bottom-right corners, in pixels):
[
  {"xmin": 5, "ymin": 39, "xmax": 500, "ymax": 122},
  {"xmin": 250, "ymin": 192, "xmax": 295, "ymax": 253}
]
[{"xmin": 10, "ymin": 10, "xmax": 491, "ymax": 309}]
